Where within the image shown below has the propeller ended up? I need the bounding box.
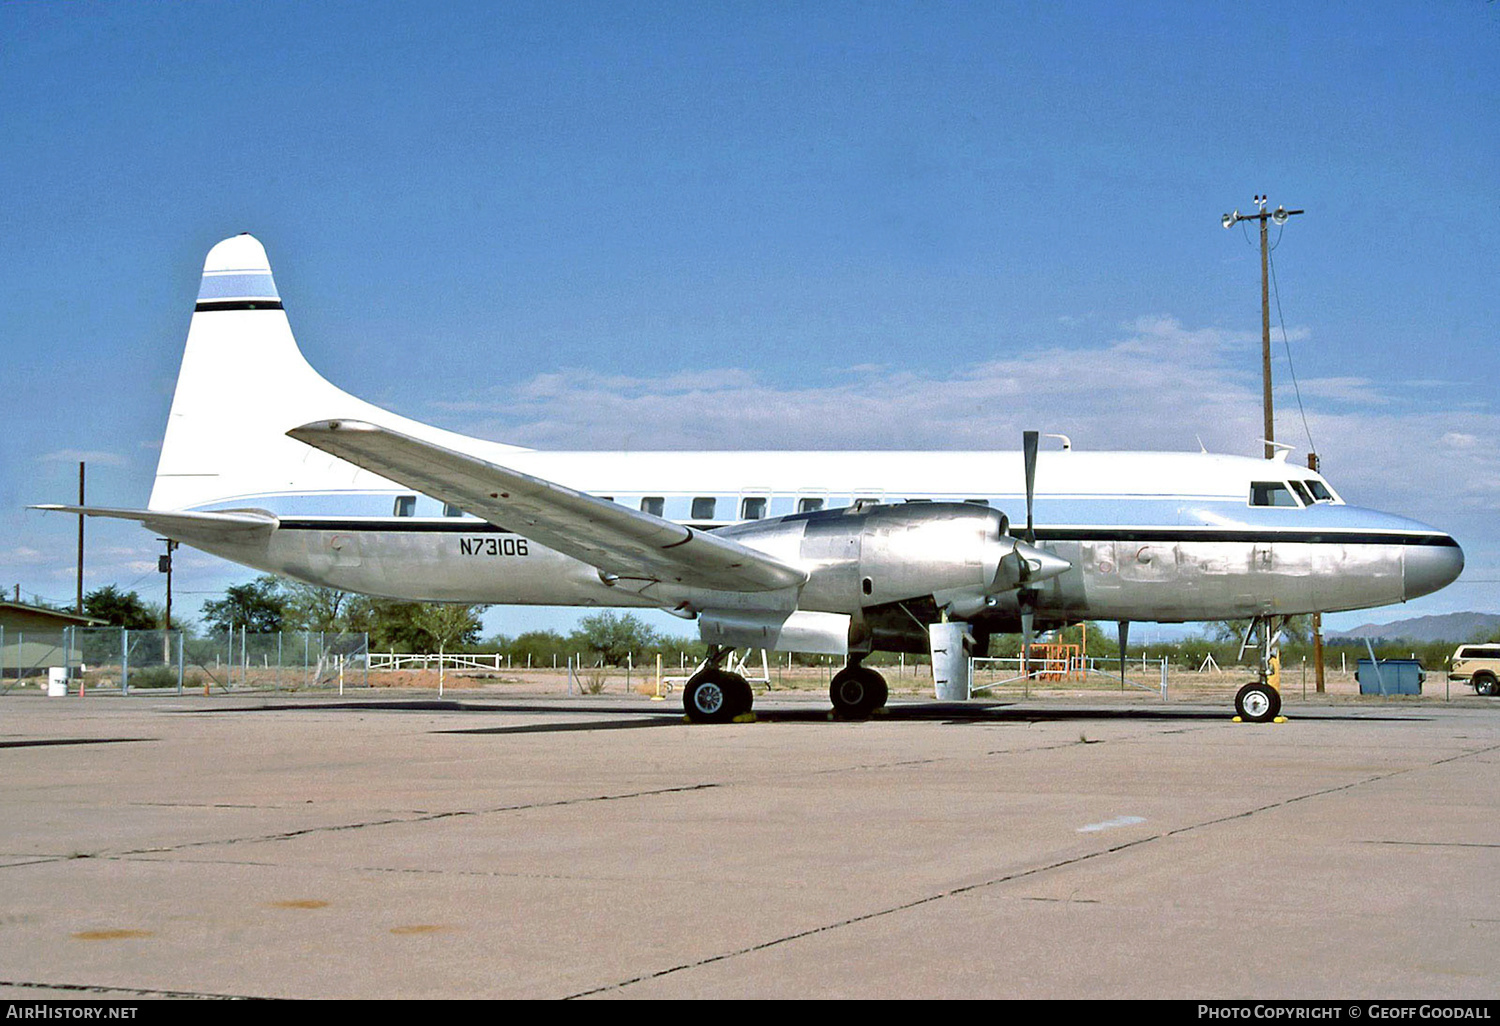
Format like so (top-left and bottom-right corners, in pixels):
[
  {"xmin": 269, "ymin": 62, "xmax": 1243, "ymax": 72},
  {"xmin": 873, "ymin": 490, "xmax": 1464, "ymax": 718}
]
[
  {"xmin": 1020, "ymin": 430, "xmax": 1040, "ymax": 676},
  {"xmin": 1023, "ymin": 430, "xmax": 1038, "ymax": 545},
  {"xmin": 1118, "ymin": 620, "xmax": 1129, "ymax": 687}
]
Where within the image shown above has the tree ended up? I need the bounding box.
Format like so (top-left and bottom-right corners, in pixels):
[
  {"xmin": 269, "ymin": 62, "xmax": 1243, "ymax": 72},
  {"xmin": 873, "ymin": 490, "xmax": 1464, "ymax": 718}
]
[
  {"xmin": 570, "ymin": 612, "xmax": 660, "ymax": 666},
  {"xmin": 412, "ymin": 604, "xmax": 485, "ymax": 655},
  {"xmin": 506, "ymin": 630, "xmax": 570, "ymax": 667},
  {"xmin": 84, "ymin": 585, "xmax": 157, "ymax": 630},
  {"xmin": 362, "ymin": 600, "xmax": 486, "ymax": 653},
  {"xmin": 283, "ymin": 582, "xmax": 358, "ymax": 632},
  {"xmin": 200, "ymin": 576, "xmax": 287, "ymax": 633}
]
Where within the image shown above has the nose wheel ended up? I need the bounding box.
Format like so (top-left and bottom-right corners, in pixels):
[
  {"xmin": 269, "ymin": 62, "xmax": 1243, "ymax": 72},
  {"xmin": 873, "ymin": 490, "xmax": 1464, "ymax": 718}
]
[{"xmin": 1234, "ymin": 682, "xmax": 1281, "ymax": 723}]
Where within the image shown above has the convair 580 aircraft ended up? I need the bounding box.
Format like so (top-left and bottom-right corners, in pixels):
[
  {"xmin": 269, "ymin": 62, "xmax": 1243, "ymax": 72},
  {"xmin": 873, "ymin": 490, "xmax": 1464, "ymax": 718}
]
[{"xmin": 37, "ymin": 235, "xmax": 1464, "ymax": 723}]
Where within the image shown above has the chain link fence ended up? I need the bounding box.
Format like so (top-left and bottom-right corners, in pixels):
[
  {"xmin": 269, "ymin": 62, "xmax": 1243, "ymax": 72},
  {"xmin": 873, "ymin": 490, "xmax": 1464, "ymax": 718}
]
[{"xmin": 1, "ymin": 626, "xmax": 368, "ymax": 695}]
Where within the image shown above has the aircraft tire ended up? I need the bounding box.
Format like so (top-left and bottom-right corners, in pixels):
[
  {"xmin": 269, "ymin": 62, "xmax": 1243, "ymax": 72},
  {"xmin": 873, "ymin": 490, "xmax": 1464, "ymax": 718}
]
[
  {"xmin": 683, "ymin": 671, "xmax": 737, "ymax": 724},
  {"xmin": 723, "ymin": 673, "xmax": 754, "ymax": 717},
  {"xmin": 830, "ymin": 666, "xmax": 887, "ymax": 719},
  {"xmin": 1234, "ymin": 682, "xmax": 1281, "ymax": 723},
  {"xmin": 1474, "ymin": 672, "xmax": 1498, "ymax": 697}
]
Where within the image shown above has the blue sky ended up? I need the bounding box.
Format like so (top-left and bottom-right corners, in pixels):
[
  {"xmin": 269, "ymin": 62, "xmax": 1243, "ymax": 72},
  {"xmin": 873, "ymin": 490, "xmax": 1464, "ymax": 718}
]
[{"xmin": 3, "ymin": 1, "xmax": 1497, "ymax": 639}]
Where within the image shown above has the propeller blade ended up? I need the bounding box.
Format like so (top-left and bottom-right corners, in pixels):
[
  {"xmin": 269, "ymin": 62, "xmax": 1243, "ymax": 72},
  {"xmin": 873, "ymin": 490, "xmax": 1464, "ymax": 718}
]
[
  {"xmin": 1023, "ymin": 430, "xmax": 1039, "ymax": 545},
  {"xmin": 1021, "ymin": 603, "xmax": 1034, "ymax": 679},
  {"xmin": 1118, "ymin": 620, "xmax": 1129, "ymax": 686}
]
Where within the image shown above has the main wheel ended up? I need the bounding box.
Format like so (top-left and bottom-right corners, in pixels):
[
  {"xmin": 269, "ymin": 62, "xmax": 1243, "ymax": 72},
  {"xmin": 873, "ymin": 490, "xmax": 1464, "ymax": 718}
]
[
  {"xmin": 1234, "ymin": 682, "xmax": 1282, "ymax": 723},
  {"xmin": 722, "ymin": 672, "xmax": 754, "ymax": 718},
  {"xmin": 1474, "ymin": 672, "xmax": 1498, "ymax": 697},
  {"xmin": 684, "ymin": 671, "xmax": 735, "ymax": 723},
  {"xmin": 830, "ymin": 666, "xmax": 887, "ymax": 718}
]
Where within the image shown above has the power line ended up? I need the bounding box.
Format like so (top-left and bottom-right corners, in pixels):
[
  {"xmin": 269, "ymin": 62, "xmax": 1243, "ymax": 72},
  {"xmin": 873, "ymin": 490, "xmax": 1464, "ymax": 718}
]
[{"xmin": 1268, "ymin": 242, "xmax": 1317, "ymax": 455}]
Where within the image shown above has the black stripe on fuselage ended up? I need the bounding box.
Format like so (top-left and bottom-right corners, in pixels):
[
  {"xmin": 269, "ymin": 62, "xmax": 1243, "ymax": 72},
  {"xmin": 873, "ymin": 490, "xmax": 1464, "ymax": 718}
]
[
  {"xmin": 272, "ymin": 518, "xmax": 1457, "ymax": 548},
  {"xmin": 1032, "ymin": 528, "xmax": 1459, "ymax": 547},
  {"xmin": 194, "ymin": 300, "xmax": 284, "ymax": 312}
]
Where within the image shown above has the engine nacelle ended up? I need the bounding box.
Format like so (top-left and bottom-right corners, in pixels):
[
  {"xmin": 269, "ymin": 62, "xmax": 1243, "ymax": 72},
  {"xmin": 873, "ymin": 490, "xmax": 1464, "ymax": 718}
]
[{"xmin": 720, "ymin": 502, "xmax": 1055, "ymax": 616}]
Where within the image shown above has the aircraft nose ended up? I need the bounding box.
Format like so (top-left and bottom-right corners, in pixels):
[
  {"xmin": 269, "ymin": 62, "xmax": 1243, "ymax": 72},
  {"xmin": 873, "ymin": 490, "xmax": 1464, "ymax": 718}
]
[{"xmin": 1405, "ymin": 537, "xmax": 1464, "ymax": 600}]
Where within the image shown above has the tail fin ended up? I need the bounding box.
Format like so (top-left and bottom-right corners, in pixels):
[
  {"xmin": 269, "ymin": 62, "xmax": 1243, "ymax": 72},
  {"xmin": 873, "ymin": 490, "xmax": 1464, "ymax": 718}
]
[{"xmin": 149, "ymin": 234, "xmax": 525, "ymax": 512}]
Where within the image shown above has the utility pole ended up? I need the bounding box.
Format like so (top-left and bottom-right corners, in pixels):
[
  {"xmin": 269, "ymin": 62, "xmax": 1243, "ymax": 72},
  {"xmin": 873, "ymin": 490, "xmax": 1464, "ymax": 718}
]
[
  {"xmin": 76, "ymin": 462, "xmax": 85, "ymax": 615},
  {"xmin": 1222, "ymin": 196, "xmax": 1304, "ymax": 459},
  {"xmin": 159, "ymin": 539, "xmax": 177, "ymax": 665},
  {"xmin": 158, "ymin": 539, "xmax": 178, "ymax": 628}
]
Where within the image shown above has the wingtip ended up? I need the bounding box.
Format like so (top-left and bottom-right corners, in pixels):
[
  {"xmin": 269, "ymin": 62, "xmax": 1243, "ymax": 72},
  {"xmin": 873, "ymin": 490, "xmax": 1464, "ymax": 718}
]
[{"xmin": 287, "ymin": 418, "xmax": 380, "ymax": 440}]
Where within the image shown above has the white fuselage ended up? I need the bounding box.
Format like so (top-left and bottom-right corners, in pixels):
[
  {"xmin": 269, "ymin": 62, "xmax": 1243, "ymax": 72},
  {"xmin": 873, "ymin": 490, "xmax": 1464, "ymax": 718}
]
[
  {"xmin": 113, "ymin": 234, "xmax": 1462, "ymax": 653},
  {"xmin": 184, "ymin": 446, "xmax": 1462, "ymax": 629}
]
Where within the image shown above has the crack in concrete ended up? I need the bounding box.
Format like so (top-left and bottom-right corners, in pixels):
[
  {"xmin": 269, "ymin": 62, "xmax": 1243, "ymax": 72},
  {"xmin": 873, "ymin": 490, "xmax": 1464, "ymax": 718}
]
[
  {"xmin": 0, "ymin": 978, "xmax": 254, "ymax": 999},
  {"xmin": 0, "ymin": 783, "xmax": 722, "ymax": 867},
  {"xmin": 567, "ymin": 738, "xmax": 1500, "ymax": 998}
]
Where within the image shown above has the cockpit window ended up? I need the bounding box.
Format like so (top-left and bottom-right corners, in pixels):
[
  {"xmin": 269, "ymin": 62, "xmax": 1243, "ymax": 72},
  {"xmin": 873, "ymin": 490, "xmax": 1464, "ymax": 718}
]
[
  {"xmin": 1306, "ymin": 480, "xmax": 1334, "ymax": 502},
  {"xmin": 1250, "ymin": 482, "xmax": 1300, "ymax": 508},
  {"xmin": 1288, "ymin": 480, "xmax": 1315, "ymax": 506}
]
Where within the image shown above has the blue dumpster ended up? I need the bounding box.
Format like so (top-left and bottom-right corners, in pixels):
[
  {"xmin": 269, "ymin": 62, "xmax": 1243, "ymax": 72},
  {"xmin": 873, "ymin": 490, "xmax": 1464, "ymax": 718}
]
[{"xmin": 1356, "ymin": 658, "xmax": 1425, "ymax": 695}]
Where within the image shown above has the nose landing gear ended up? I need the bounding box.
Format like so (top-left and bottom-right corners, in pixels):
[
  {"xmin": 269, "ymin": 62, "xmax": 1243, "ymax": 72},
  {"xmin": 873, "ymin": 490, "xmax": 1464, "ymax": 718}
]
[{"xmin": 1235, "ymin": 615, "xmax": 1287, "ymax": 723}]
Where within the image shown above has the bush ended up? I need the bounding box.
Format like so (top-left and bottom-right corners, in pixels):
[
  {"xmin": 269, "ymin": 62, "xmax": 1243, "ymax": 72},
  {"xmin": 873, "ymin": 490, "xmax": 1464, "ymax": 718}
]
[{"xmin": 127, "ymin": 665, "xmax": 180, "ymax": 688}]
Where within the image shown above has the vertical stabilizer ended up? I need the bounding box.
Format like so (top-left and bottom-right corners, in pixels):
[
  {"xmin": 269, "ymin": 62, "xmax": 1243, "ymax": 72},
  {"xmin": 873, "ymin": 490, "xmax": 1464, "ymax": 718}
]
[{"xmin": 149, "ymin": 234, "xmax": 524, "ymax": 512}]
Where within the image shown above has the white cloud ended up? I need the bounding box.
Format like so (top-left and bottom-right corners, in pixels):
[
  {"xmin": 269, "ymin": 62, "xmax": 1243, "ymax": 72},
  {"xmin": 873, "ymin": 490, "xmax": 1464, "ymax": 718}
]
[
  {"xmin": 37, "ymin": 449, "xmax": 128, "ymax": 467},
  {"xmin": 441, "ymin": 313, "xmax": 1500, "ymax": 576}
]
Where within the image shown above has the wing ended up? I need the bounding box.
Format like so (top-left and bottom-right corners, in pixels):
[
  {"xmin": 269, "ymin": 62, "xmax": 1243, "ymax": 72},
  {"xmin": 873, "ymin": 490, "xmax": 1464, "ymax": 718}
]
[
  {"xmin": 30, "ymin": 505, "xmax": 278, "ymax": 544},
  {"xmin": 286, "ymin": 419, "xmax": 806, "ymax": 593}
]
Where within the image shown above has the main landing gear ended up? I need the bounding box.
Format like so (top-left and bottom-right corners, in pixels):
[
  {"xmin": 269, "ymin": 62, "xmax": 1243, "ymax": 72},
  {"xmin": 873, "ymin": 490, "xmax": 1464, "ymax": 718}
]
[
  {"xmin": 829, "ymin": 660, "xmax": 888, "ymax": 719},
  {"xmin": 682, "ymin": 647, "xmax": 754, "ymax": 723}
]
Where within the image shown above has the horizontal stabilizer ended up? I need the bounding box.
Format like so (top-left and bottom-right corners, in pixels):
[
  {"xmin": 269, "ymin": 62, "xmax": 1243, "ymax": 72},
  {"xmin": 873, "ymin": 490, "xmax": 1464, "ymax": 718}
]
[
  {"xmin": 31, "ymin": 504, "xmax": 278, "ymax": 542},
  {"xmin": 286, "ymin": 419, "xmax": 807, "ymax": 594}
]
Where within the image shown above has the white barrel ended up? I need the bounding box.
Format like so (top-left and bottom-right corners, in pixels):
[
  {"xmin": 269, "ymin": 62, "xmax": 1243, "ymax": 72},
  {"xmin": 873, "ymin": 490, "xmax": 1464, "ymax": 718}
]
[
  {"xmin": 47, "ymin": 667, "xmax": 68, "ymax": 697},
  {"xmin": 928, "ymin": 623, "xmax": 972, "ymax": 701}
]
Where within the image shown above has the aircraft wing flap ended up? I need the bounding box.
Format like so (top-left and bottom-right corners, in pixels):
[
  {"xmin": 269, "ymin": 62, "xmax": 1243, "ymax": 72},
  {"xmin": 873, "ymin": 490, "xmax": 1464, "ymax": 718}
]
[{"xmin": 286, "ymin": 419, "xmax": 807, "ymax": 593}]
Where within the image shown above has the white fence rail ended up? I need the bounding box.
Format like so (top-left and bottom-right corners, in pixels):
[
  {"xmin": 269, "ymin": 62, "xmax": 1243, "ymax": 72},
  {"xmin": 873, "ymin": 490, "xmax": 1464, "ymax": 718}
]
[{"xmin": 971, "ymin": 655, "xmax": 1169, "ymax": 698}]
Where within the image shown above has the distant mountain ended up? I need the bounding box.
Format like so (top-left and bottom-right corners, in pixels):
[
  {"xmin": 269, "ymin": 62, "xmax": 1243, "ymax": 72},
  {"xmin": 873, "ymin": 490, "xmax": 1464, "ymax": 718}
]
[{"xmin": 1329, "ymin": 612, "xmax": 1500, "ymax": 644}]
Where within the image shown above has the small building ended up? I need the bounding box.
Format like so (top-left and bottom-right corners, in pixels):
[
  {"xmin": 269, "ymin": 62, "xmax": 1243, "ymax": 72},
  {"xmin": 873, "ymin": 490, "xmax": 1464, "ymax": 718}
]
[{"xmin": 0, "ymin": 600, "xmax": 107, "ymax": 678}]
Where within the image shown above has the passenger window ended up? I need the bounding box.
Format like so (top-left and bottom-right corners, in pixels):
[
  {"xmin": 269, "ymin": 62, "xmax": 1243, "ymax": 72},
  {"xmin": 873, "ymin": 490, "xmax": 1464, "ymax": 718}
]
[
  {"xmin": 1289, "ymin": 481, "xmax": 1315, "ymax": 506},
  {"xmin": 1250, "ymin": 482, "xmax": 1299, "ymax": 508},
  {"xmin": 394, "ymin": 495, "xmax": 417, "ymax": 517},
  {"xmin": 740, "ymin": 497, "xmax": 767, "ymax": 520},
  {"xmin": 905, "ymin": 498, "xmax": 931, "ymax": 504},
  {"xmin": 691, "ymin": 497, "xmax": 717, "ymax": 520},
  {"xmin": 1307, "ymin": 480, "xmax": 1334, "ymax": 502},
  {"xmin": 442, "ymin": 502, "xmax": 464, "ymax": 517},
  {"xmin": 797, "ymin": 497, "xmax": 824, "ymax": 513},
  {"xmin": 964, "ymin": 498, "xmax": 990, "ymax": 506},
  {"xmin": 641, "ymin": 497, "xmax": 664, "ymax": 517}
]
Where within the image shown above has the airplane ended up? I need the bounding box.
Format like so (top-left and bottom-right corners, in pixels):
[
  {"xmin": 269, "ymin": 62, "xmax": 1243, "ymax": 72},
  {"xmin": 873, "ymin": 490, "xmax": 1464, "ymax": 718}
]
[{"xmin": 35, "ymin": 234, "xmax": 1465, "ymax": 723}]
